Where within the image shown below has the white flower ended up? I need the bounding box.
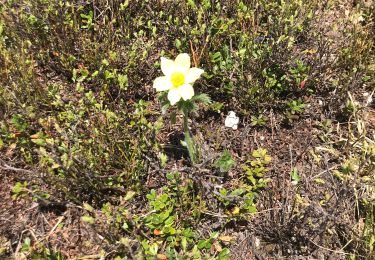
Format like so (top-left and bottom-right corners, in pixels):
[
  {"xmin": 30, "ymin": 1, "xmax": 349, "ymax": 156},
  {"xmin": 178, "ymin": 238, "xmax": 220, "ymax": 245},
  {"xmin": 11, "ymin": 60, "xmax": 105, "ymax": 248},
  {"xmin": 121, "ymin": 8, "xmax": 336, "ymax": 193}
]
[
  {"xmin": 153, "ymin": 53, "xmax": 204, "ymax": 105},
  {"xmin": 225, "ymin": 111, "xmax": 239, "ymax": 130}
]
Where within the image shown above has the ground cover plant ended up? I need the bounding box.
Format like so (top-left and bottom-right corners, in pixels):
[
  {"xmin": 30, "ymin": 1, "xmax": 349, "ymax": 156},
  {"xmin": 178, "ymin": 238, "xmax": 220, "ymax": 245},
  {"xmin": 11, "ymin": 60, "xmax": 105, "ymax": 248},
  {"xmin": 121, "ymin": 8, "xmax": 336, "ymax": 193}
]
[{"xmin": 0, "ymin": 0, "xmax": 374, "ymax": 259}]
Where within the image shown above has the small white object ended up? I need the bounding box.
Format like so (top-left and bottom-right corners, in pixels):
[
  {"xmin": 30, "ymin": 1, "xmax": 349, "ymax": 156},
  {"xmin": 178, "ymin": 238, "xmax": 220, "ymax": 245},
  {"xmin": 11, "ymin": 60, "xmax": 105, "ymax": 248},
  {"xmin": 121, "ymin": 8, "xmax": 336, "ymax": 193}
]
[
  {"xmin": 254, "ymin": 237, "xmax": 261, "ymax": 248},
  {"xmin": 260, "ymin": 136, "xmax": 265, "ymax": 141},
  {"xmin": 318, "ymin": 100, "xmax": 323, "ymax": 106},
  {"xmin": 363, "ymin": 92, "xmax": 373, "ymax": 105},
  {"xmin": 367, "ymin": 96, "xmax": 373, "ymax": 105},
  {"xmin": 225, "ymin": 111, "xmax": 239, "ymax": 130}
]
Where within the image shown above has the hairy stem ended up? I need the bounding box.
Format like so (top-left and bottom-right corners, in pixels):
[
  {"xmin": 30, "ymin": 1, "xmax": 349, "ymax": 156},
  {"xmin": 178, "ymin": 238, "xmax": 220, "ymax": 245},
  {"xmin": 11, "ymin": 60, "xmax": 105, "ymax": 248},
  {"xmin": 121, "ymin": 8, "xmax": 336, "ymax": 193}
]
[{"xmin": 183, "ymin": 108, "xmax": 197, "ymax": 164}]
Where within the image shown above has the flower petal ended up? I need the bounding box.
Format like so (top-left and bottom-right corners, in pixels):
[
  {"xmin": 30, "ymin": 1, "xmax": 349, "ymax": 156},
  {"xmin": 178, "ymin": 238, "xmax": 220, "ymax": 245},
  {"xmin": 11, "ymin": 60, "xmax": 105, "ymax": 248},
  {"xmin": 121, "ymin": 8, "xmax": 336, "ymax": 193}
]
[
  {"xmin": 186, "ymin": 68, "xmax": 204, "ymax": 84},
  {"xmin": 174, "ymin": 53, "xmax": 190, "ymax": 72},
  {"xmin": 178, "ymin": 84, "xmax": 195, "ymax": 101},
  {"xmin": 167, "ymin": 88, "xmax": 181, "ymax": 105},
  {"xmin": 161, "ymin": 57, "xmax": 175, "ymax": 76},
  {"xmin": 153, "ymin": 76, "xmax": 172, "ymax": 91}
]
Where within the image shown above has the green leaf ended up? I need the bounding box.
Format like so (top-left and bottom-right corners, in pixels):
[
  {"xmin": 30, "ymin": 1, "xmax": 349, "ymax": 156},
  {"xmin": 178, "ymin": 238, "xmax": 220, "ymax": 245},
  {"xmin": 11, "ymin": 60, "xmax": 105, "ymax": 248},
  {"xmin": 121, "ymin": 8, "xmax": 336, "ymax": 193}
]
[
  {"xmin": 124, "ymin": 190, "xmax": 136, "ymax": 201},
  {"xmin": 149, "ymin": 243, "xmax": 158, "ymax": 255},
  {"xmin": 83, "ymin": 203, "xmax": 94, "ymax": 212},
  {"xmin": 214, "ymin": 150, "xmax": 235, "ymax": 172},
  {"xmin": 11, "ymin": 114, "xmax": 27, "ymax": 132},
  {"xmin": 210, "ymin": 231, "xmax": 220, "ymax": 240},
  {"xmin": 101, "ymin": 59, "xmax": 109, "ymax": 66},
  {"xmin": 175, "ymin": 39, "xmax": 182, "ymax": 49},
  {"xmin": 12, "ymin": 182, "xmax": 27, "ymax": 195},
  {"xmin": 161, "ymin": 102, "xmax": 170, "ymax": 114},
  {"xmin": 164, "ymin": 216, "xmax": 174, "ymax": 226},
  {"xmin": 197, "ymin": 240, "xmax": 207, "ymax": 249},
  {"xmin": 291, "ymin": 168, "xmax": 301, "ymax": 183},
  {"xmin": 159, "ymin": 153, "xmax": 168, "ymax": 168},
  {"xmin": 184, "ymin": 129, "xmax": 198, "ymax": 164},
  {"xmin": 31, "ymin": 138, "xmax": 46, "ymax": 146},
  {"xmin": 22, "ymin": 237, "xmax": 31, "ymax": 251},
  {"xmin": 170, "ymin": 112, "xmax": 176, "ymax": 124},
  {"xmin": 181, "ymin": 237, "xmax": 187, "ymax": 251},
  {"xmin": 314, "ymin": 178, "xmax": 325, "ymax": 185},
  {"xmin": 118, "ymin": 74, "xmax": 128, "ymax": 89},
  {"xmin": 122, "ymin": 222, "xmax": 129, "ymax": 230},
  {"xmin": 192, "ymin": 93, "xmax": 211, "ymax": 105},
  {"xmin": 218, "ymin": 248, "xmax": 230, "ymax": 260},
  {"xmin": 81, "ymin": 215, "xmax": 95, "ymax": 224},
  {"xmin": 192, "ymin": 245, "xmax": 201, "ymax": 259},
  {"xmin": 245, "ymin": 205, "xmax": 257, "ymax": 213}
]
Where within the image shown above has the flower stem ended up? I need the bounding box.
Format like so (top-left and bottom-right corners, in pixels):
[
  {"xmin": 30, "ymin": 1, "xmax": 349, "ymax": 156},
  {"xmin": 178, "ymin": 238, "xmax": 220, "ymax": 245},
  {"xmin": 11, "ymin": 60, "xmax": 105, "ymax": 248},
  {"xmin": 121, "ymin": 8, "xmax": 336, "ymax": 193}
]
[
  {"xmin": 183, "ymin": 110, "xmax": 189, "ymax": 134},
  {"xmin": 183, "ymin": 108, "xmax": 197, "ymax": 164}
]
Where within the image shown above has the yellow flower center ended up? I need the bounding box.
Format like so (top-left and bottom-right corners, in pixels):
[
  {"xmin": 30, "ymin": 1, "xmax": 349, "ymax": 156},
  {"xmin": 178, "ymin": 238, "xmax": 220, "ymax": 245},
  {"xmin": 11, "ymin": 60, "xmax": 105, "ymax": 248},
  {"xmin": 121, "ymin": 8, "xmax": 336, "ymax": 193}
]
[{"xmin": 171, "ymin": 72, "xmax": 185, "ymax": 87}]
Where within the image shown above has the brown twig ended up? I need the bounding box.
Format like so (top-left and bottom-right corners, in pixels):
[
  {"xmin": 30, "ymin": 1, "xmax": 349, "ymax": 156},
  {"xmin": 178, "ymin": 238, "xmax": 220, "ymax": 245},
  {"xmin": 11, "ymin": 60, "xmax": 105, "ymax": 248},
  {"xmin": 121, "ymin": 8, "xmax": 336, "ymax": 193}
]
[
  {"xmin": 189, "ymin": 40, "xmax": 198, "ymax": 67},
  {"xmin": 0, "ymin": 161, "xmax": 33, "ymax": 174}
]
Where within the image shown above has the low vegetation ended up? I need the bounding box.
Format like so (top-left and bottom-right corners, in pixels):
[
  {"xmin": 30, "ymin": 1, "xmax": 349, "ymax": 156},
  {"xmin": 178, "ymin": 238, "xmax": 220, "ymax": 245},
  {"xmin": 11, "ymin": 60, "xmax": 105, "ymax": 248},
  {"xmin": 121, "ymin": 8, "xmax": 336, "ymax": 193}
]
[{"xmin": 0, "ymin": 0, "xmax": 374, "ymax": 259}]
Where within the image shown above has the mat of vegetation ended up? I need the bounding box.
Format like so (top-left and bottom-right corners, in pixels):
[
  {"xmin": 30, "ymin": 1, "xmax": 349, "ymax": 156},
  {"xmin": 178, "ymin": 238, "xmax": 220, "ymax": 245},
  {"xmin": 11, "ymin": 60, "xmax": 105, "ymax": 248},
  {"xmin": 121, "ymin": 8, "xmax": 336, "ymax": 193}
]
[{"xmin": 1, "ymin": 0, "xmax": 374, "ymax": 259}]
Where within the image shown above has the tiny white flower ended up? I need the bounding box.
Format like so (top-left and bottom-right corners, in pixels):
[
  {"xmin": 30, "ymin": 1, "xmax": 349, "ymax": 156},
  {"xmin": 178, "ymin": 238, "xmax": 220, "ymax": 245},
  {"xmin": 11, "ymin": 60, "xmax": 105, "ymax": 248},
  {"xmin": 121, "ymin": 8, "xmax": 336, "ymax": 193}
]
[
  {"xmin": 225, "ymin": 111, "xmax": 239, "ymax": 130},
  {"xmin": 153, "ymin": 53, "xmax": 204, "ymax": 105}
]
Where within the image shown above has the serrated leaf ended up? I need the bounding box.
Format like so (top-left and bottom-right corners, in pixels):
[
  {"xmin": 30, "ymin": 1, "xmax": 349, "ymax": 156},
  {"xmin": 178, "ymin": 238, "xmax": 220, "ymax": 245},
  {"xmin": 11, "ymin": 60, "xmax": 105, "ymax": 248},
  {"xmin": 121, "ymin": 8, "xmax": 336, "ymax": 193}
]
[{"xmin": 192, "ymin": 93, "xmax": 212, "ymax": 104}]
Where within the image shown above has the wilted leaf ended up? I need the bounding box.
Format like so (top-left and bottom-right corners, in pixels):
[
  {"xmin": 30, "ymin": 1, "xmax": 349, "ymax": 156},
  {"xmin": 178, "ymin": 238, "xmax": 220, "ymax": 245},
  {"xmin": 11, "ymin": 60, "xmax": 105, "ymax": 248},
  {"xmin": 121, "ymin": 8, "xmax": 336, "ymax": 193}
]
[
  {"xmin": 157, "ymin": 254, "xmax": 167, "ymax": 260},
  {"xmin": 218, "ymin": 235, "xmax": 234, "ymax": 242},
  {"xmin": 153, "ymin": 229, "xmax": 162, "ymax": 236}
]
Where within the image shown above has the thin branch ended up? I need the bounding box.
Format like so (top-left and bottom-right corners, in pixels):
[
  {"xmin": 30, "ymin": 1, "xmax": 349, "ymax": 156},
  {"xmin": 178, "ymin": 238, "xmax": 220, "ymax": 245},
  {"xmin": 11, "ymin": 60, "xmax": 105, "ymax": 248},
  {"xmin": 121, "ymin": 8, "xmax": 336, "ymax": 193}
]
[{"xmin": 0, "ymin": 160, "xmax": 34, "ymax": 174}]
